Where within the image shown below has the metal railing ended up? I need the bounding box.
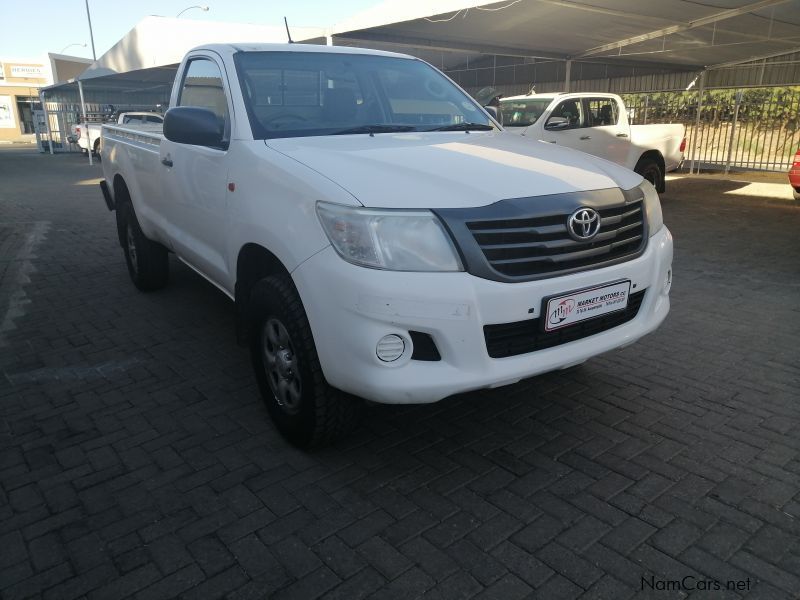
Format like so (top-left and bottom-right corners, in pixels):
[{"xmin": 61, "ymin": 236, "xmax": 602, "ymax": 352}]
[{"xmin": 621, "ymin": 87, "xmax": 800, "ymax": 172}]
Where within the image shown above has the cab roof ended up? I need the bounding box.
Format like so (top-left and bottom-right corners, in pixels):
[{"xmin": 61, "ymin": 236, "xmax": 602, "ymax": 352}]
[
  {"xmin": 501, "ymin": 92, "xmax": 619, "ymax": 102},
  {"xmin": 189, "ymin": 43, "xmax": 415, "ymax": 61}
]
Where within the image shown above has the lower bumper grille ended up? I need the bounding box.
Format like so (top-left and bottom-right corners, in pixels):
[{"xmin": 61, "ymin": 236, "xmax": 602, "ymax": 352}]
[{"xmin": 484, "ymin": 289, "xmax": 647, "ymax": 359}]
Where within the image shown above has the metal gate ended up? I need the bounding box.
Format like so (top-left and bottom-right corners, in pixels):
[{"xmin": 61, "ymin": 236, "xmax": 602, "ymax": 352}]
[{"xmin": 622, "ymin": 87, "xmax": 800, "ymax": 172}]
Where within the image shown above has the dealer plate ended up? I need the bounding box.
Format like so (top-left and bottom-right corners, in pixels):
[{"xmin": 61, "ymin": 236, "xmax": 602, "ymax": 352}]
[{"xmin": 543, "ymin": 280, "xmax": 631, "ymax": 332}]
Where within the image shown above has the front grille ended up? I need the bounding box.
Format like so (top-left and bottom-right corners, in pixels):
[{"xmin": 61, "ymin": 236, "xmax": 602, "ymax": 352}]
[
  {"xmin": 484, "ymin": 289, "xmax": 646, "ymax": 358},
  {"xmin": 467, "ymin": 199, "xmax": 645, "ymax": 278}
]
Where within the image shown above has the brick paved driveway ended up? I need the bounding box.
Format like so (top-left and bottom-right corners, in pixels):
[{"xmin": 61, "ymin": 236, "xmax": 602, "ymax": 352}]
[{"xmin": 1, "ymin": 147, "xmax": 799, "ymax": 600}]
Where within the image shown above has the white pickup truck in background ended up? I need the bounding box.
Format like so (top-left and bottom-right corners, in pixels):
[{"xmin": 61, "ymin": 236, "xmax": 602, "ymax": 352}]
[
  {"xmin": 100, "ymin": 44, "xmax": 673, "ymax": 447},
  {"xmin": 500, "ymin": 93, "xmax": 685, "ymax": 192},
  {"xmin": 73, "ymin": 111, "xmax": 163, "ymax": 155}
]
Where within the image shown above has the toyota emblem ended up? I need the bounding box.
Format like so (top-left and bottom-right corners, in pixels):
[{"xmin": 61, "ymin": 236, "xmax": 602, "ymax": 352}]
[{"xmin": 567, "ymin": 207, "xmax": 600, "ymax": 241}]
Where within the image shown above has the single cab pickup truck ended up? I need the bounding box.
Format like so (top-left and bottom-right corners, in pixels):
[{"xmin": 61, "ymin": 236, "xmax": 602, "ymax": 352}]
[
  {"xmin": 500, "ymin": 93, "xmax": 685, "ymax": 192},
  {"xmin": 100, "ymin": 44, "xmax": 673, "ymax": 447},
  {"xmin": 74, "ymin": 112, "xmax": 163, "ymax": 155}
]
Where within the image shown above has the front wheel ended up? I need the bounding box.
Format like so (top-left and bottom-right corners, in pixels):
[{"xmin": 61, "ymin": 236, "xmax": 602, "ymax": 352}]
[
  {"xmin": 248, "ymin": 275, "xmax": 361, "ymax": 448},
  {"xmin": 635, "ymin": 157, "xmax": 665, "ymax": 193},
  {"xmin": 793, "ymin": 187, "xmax": 800, "ymax": 201}
]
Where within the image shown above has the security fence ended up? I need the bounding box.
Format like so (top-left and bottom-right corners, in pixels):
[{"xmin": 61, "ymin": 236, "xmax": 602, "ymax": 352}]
[{"xmin": 621, "ymin": 87, "xmax": 800, "ymax": 172}]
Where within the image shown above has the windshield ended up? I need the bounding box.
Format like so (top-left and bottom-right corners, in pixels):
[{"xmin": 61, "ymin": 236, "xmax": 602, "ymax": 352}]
[
  {"xmin": 234, "ymin": 51, "xmax": 494, "ymax": 139},
  {"xmin": 500, "ymin": 98, "xmax": 553, "ymax": 127}
]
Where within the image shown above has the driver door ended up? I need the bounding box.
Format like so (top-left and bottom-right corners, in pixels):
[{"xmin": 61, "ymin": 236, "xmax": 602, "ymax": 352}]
[
  {"xmin": 159, "ymin": 55, "xmax": 232, "ymax": 287},
  {"xmin": 581, "ymin": 97, "xmax": 629, "ymax": 166},
  {"xmin": 541, "ymin": 99, "xmax": 590, "ymax": 152}
]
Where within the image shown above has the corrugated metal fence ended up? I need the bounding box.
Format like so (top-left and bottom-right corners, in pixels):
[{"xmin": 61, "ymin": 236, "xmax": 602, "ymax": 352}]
[{"xmin": 621, "ymin": 87, "xmax": 800, "ymax": 172}]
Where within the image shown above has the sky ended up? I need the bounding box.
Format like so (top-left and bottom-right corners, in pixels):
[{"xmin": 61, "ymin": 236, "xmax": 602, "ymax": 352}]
[{"xmin": 0, "ymin": 0, "xmax": 382, "ymax": 60}]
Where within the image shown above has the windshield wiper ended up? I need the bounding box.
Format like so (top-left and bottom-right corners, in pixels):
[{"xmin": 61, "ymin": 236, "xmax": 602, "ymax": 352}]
[
  {"xmin": 330, "ymin": 124, "xmax": 416, "ymax": 136},
  {"xmin": 426, "ymin": 122, "xmax": 494, "ymax": 132}
]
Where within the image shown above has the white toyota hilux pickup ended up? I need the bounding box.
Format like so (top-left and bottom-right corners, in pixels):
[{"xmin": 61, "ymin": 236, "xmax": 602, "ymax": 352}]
[
  {"xmin": 499, "ymin": 93, "xmax": 685, "ymax": 192},
  {"xmin": 73, "ymin": 112, "xmax": 164, "ymax": 155},
  {"xmin": 100, "ymin": 43, "xmax": 673, "ymax": 448}
]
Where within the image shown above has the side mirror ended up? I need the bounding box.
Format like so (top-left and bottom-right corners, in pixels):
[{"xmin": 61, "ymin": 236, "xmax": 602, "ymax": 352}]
[
  {"xmin": 484, "ymin": 105, "xmax": 502, "ymax": 125},
  {"xmin": 164, "ymin": 107, "xmax": 225, "ymax": 147},
  {"xmin": 544, "ymin": 116, "xmax": 570, "ymax": 131}
]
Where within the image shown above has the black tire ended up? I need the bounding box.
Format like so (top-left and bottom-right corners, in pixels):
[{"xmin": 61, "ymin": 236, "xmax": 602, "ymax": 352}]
[
  {"xmin": 93, "ymin": 139, "xmax": 101, "ymax": 161},
  {"xmin": 118, "ymin": 203, "xmax": 169, "ymax": 291},
  {"xmin": 793, "ymin": 187, "xmax": 800, "ymax": 201},
  {"xmin": 635, "ymin": 156, "xmax": 665, "ymax": 193},
  {"xmin": 248, "ymin": 275, "xmax": 361, "ymax": 448}
]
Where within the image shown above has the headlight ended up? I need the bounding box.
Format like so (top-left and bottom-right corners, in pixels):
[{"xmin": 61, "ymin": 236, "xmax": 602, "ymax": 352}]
[
  {"xmin": 316, "ymin": 202, "xmax": 463, "ymax": 272},
  {"xmin": 639, "ymin": 179, "xmax": 664, "ymax": 236}
]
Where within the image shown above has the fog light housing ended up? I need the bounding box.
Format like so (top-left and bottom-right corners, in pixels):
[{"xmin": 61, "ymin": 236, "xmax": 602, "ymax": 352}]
[
  {"xmin": 663, "ymin": 268, "xmax": 672, "ymax": 295},
  {"xmin": 376, "ymin": 335, "xmax": 405, "ymax": 362}
]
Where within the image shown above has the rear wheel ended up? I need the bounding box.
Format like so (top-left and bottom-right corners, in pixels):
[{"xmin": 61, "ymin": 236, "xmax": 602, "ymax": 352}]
[
  {"xmin": 93, "ymin": 139, "xmax": 101, "ymax": 160},
  {"xmin": 119, "ymin": 203, "xmax": 169, "ymax": 291},
  {"xmin": 248, "ymin": 275, "xmax": 361, "ymax": 448},
  {"xmin": 635, "ymin": 156, "xmax": 665, "ymax": 193},
  {"xmin": 793, "ymin": 187, "xmax": 800, "ymax": 201}
]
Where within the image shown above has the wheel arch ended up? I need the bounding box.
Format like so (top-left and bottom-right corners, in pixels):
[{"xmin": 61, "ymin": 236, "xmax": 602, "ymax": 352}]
[
  {"xmin": 235, "ymin": 243, "xmax": 292, "ymax": 346},
  {"xmin": 113, "ymin": 175, "xmax": 132, "ymax": 246},
  {"xmin": 635, "ymin": 150, "xmax": 666, "ymax": 193},
  {"xmin": 112, "ymin": 174, "xmax": 131, "ymax": 205}
]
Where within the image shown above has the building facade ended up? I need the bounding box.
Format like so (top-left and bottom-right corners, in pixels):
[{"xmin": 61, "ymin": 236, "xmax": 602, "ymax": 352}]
[{"xmin": 0, "ymin": 55, "xmax": 91, "ymax": 143}]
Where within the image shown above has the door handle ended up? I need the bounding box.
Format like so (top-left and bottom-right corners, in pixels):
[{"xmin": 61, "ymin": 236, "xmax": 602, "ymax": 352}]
[
  {"xmin": 161, "ymin": 157, "xmax": 173, "ymax": 167},
  {"xmin": 580, "ymin": 135, "xmax": 591, "ymax": 140},
  {"xmin": 616, "ymin": 133, "xmax": 629, "ymax": 138}
]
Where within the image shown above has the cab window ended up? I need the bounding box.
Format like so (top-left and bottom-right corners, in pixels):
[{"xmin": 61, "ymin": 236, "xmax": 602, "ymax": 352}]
[
  {"xmin": 178, "ymin": 58, "xmax": 230, "ymax": 136},
  {"xmin": 549, "ymin": 99, "xmax": 584, "ymax": 129},
  {"xmin": 586, "ymin": 98, "xmax": 618, "ymax": 127}
]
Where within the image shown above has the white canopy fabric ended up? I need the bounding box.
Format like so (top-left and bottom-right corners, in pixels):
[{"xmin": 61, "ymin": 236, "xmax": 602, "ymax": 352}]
[{"xmin": 46, "ymin": 16, "xmax": 325, "ymax": 85}]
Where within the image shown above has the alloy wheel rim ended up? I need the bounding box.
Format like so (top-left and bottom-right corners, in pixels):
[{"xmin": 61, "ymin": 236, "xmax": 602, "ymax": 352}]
[{"xmin": 261, "ymin": 317, "xmax": 302, "ymax": 414}]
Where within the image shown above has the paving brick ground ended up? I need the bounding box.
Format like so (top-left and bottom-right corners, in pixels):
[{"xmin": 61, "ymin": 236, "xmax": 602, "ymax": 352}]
[{"xmin": 1, "ymin": 146, "xmax": 799, "ymax": 599}]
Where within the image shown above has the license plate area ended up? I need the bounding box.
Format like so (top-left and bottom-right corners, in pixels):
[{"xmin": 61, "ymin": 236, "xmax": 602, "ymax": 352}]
[{"xmin": 543, "ymin": 280, "xmax": 631, "ymax": 332}]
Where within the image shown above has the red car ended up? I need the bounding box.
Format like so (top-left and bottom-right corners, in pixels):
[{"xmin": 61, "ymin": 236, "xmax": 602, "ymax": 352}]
[{"xmin": 790, "ymin": 147, "xmax": 800, "ymax": 200}]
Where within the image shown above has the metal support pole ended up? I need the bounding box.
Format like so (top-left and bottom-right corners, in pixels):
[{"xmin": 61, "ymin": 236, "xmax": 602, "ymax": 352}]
[
  {"xmin": 85, "ymin": 0, "xmax": 97, "ymax": 61},
  {"xmin": 40, "ymin": 91, "xmax": 55, "ymax": 155},
  {"xmin": 78, "ymin": 79, "xmax": 92, "ymax": 166},
  {"xmin": 564, "ymin": 60, "xmax": 572, "ymax": 92},
  {"xmin": 724, "ymin": 90, "xmax": 743, "ymax": 175},
  {"xmin": 688, "ymin": 71, "xmax": 705, "ymax": 174},
  {"xmin": 643, "ymin": 95, "xmax": 649, "ymax": 125}
]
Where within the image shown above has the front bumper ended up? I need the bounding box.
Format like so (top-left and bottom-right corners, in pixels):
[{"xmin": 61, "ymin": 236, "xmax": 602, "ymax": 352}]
[{"xmin": 292, "ymin": 227, "xmax": 673, "ymax": 404}]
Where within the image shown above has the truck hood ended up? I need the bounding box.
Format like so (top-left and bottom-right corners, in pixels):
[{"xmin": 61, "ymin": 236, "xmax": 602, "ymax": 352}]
[{"xmin": 265, "ymin": 131, "xmax": 641, "ymax": 209}]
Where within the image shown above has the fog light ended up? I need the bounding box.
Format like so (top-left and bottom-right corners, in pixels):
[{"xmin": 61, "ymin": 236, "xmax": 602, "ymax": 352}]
[
  {"xmin": 376, "ymin": 335, "xmax": 405, "ymax": 362},
  {"xmin": 663, "ymin": 269, "xmax": 672, "ymax": 294}
]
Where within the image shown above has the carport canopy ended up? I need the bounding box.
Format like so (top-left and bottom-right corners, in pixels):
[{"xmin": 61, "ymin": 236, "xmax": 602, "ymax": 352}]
[
  {"xmin": 38, "ymin": 1, "xmax": 800, "ymax": 137},
  {"xmin": 331, "ymin": 0, "xmax": 800, "ymax": 71},
  {"xmin": 41, "ymin": 16, "xmax": 326, "ymax": 103}
]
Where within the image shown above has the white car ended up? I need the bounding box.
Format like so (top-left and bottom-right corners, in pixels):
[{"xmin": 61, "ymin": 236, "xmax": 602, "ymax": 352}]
[
  {"xmin": 99, "ymin": 44, "xmax": 673, "ymax": 447},
  {"xmin": 73, "ymin": 112, "xmax": 163, "ymax": 155},
  {"xmin": 500, "ymin": 93, "xmax": 685, "ymax": 191}
]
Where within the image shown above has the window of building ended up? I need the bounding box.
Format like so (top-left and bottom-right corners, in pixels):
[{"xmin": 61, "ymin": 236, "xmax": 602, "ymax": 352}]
[{"xmin": 16, "ymin": 96, "xmax": 41, "ymax": 134}]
